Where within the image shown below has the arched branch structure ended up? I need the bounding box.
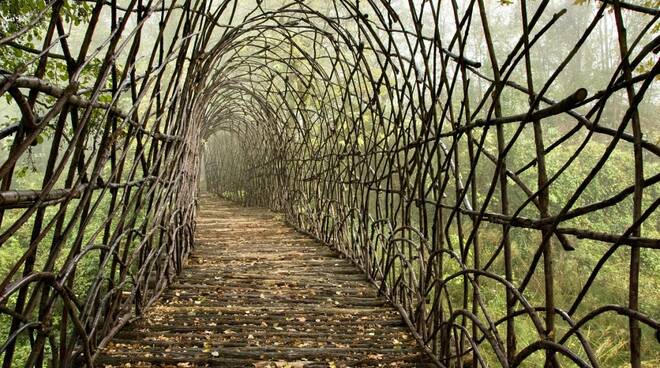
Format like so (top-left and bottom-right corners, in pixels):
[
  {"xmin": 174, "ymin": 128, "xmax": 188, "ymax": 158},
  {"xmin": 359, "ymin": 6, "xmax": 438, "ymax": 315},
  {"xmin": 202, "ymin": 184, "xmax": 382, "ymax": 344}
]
[{"xmin": 0, "ymin": 0, "xmax": 658, "ymax": 366}]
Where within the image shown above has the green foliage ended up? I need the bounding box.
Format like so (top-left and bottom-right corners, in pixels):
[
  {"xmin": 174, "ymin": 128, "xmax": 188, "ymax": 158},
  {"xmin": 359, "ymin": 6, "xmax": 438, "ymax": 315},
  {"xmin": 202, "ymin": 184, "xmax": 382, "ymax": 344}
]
[{"xmin": 0, "ymin": 0, "xmax": 92, "ymax": 72}]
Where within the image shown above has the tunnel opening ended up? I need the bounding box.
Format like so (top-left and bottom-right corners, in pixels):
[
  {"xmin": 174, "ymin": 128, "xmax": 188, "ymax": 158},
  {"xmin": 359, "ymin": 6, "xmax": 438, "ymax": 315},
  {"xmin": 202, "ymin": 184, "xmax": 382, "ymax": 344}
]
[{"xmin": 0, "ymin": 0, "xmax": 658, "ymax": 367}]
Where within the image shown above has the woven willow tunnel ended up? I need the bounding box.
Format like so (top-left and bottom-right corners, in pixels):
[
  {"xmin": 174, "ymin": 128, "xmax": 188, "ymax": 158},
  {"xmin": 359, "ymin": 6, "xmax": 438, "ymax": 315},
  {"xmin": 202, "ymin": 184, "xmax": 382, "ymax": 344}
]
[{"xmin": 0, "ymin": 0, "xmax": 658, "ymax": 367}]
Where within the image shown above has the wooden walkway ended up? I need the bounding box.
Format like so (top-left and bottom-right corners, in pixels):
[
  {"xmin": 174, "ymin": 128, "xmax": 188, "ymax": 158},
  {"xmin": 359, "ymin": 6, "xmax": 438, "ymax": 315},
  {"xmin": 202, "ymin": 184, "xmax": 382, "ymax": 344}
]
[{"xmin": 98, "ymin": 196, "xmax": 431, "ymax": 367}]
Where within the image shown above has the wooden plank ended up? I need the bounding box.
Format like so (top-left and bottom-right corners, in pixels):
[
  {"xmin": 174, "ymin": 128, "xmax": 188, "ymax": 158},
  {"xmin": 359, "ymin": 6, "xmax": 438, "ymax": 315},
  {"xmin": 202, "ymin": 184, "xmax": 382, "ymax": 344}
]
[{"xmin": 98, "ymin": 195, "xmax": 431, "ymax": 367}]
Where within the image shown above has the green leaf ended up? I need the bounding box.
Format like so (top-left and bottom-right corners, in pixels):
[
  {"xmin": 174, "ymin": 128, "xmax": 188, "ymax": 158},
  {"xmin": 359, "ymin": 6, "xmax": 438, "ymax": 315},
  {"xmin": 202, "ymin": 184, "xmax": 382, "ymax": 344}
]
[{"xmin": 16, "ymin": 166, "xmax": 28, "ymax": 178}]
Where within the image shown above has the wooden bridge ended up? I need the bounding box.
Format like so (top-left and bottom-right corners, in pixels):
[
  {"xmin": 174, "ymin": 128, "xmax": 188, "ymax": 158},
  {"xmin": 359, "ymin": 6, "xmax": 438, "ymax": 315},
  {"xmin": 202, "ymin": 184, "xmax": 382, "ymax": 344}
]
[
  {"xmin": 97, "ymin": 196, "xmax": 431, "ymax": 367},
  {"xmin": 1, "ymin": 0, "xmax": 659, "ymax": 367}
]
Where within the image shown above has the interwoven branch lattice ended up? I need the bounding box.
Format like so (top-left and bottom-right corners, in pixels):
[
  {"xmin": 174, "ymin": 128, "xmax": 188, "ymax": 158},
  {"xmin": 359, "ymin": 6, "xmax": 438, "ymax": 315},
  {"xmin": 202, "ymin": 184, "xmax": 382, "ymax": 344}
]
[{"xmin": 0, "ymin": 0, "xmax": 658, "ymax": 367}]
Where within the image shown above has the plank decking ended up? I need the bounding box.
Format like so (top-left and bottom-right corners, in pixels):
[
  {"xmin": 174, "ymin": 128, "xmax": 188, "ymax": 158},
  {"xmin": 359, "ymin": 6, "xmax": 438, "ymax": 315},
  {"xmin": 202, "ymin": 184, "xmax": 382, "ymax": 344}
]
[{"xmin": 98, "ymin": 196, "xmax": 431, "ymax": 367}]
